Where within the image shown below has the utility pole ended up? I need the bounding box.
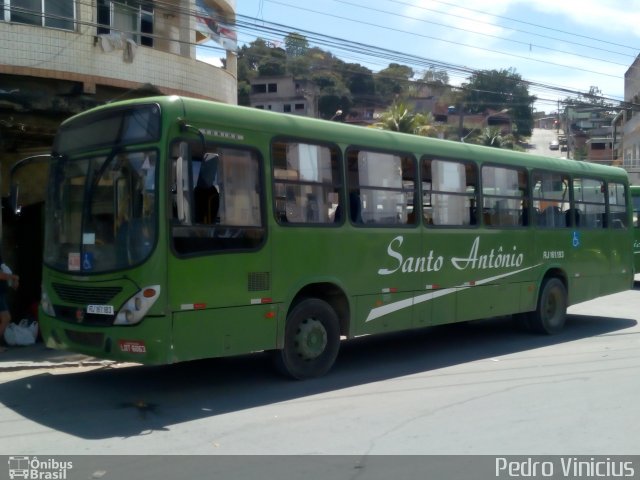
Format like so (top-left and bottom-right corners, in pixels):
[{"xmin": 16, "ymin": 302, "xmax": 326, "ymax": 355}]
[{"xmin": 458, "ymin": 102, "xmax": 464, "ymax": 141}]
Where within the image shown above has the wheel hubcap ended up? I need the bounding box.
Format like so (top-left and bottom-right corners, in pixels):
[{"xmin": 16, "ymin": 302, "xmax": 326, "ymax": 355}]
[
  {"xmin": 544, "ymin": 289, "xmax": 561, "ymax": 326},
  {"xmin": 294, "ymin": 318, "xmax": 327, "ymax": 360}
]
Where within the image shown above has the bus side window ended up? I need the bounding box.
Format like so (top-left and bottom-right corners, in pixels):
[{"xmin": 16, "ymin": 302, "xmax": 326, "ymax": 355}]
[{"xmin": 542, "ymin": 206, "xmax": 562, "ymax": 227}]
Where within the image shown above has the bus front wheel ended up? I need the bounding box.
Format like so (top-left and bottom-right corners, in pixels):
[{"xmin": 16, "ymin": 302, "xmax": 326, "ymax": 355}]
[
  {"xmin": 274, "ymin": 298, "xmax": 340, "ymax": 380},
  {"xmin": 528, "ymin": 278, "xmax": 567, "ymax": 334}
]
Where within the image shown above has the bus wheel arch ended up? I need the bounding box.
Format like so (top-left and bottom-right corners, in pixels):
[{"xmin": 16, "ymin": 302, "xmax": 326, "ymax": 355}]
[
  {"xmin": 288, "ymin": 282, "xmax": 350, "ymax": 337},
  {"xmin": 527, "ymin": 271, "xmax": 568, "ymax": 334},
  {"xmin": 274, "ymin": 283, "xmax": 349, "ymax": 379}
]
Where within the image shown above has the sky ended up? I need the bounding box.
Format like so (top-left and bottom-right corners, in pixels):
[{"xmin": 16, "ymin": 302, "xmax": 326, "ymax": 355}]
[{"xmin": 198, "ymin": 0, "xmax": 640, "ymax": 114}]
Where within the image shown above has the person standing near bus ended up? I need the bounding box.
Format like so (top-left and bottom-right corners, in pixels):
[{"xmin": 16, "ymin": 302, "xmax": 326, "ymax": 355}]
[{"xmin": 0, "ymin": 254, "xmax": 20, "ymax": 352}]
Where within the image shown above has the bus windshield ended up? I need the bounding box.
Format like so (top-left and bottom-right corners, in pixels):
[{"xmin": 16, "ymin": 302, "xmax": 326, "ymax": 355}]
[{"xmin": 44, "ymin": 149, "xmax": 157, "ymax": 273}]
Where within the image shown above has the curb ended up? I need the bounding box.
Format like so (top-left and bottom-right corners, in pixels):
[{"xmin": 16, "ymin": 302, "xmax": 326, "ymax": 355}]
[
  {"xmin": 0, "ymin": 358, "xmax": 114, "ymax": 372},
  {"xmin": 0, "ymin": 343, "xmax": 115, "ymax": 372}
]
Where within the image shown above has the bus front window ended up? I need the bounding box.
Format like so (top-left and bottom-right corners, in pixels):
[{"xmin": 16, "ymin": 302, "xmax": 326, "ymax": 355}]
[{"xmin": 44, "ymin": 150, "xmax": 158, "ymax": 273}]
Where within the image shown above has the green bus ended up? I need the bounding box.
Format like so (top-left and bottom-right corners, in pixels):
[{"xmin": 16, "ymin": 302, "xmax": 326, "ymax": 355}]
[
  {"xmin": 38, "ymin": 96, "xmax": 633, "ymax": 379},
  {"xmin": 631, "ymin": 185, "xmax": 640, "ymax": 275}
]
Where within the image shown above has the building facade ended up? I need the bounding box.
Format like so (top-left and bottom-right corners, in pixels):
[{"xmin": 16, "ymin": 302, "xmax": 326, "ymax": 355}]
[
  {"xmin": 0, "ymin": 0, "xmax": 238, "ymax": 320},
  {"xmin": 249, "ymin": 75, "xmax": 317, "ymax": 117},
  {"xmin": 622, "ymin": 54, "xmax": 640, "ymax": 184}
]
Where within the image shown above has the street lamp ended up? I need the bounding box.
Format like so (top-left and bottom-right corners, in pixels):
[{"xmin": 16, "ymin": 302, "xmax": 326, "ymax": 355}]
[{"xmin": 330, "ymin": 109, "xmax": 343, "ymax": 121}]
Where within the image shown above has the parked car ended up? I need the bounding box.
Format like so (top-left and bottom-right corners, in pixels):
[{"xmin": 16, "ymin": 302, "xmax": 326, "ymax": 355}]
[{"xmin": 549, "ymin": 140, "xmax": 560, "ymax": 150}]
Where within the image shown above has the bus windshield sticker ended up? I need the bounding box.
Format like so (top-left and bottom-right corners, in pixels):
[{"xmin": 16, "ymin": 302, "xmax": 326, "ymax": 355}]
[
  {"xmin": 68, "ymin": 252, "xmax": 80, "ymax": 271},
  {"xmin": 82, "ymin": 252, "xmax": 94, "ymax": 271},
  {"xmin": 82, "ymin": 232, "xmax": 95, "ymax": 245}
]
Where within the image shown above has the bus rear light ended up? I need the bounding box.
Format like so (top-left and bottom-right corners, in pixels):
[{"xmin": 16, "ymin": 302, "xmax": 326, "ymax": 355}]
[{"xmin": 114, "ymin": 285, "xmax": 161, "ymax": 326}]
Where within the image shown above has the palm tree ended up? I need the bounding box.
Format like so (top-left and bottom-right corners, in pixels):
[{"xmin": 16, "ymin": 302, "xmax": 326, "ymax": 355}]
[
  {"xmin": 469, "ymin": 127, "xmax": 517, "ymax": 149},
  {"xmin": 372, "ymin": 102, "xmax": 440, "ymax": 137}
]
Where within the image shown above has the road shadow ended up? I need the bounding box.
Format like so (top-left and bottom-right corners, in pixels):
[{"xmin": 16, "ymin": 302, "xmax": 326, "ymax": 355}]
[{"xmin": 0, "ymin": 312, "xmax": 636, "ymax": 440}]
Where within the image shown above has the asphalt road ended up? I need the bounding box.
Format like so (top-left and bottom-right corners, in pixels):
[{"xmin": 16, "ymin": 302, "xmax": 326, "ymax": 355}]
[
  {"xmin": 528, "ymin": 127, "xmax": 566, "ymax": 158},
  {"xmin": 1, "ymin": 284, "xmax": 639, "ymax": 460}
]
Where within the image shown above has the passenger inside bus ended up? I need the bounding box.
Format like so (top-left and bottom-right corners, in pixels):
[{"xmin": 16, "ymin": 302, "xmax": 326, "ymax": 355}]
[
  {"xmin": 194, "ymin": 153, "xmax": 220, "ymax": 224},
  {"xmin": 349, "ymin": 191, "xmax": 363, "ymax": 224},
  {"xmin": 540, "ymin": 205, "xmax": 564, "ymax": 227},
  {"xmin": 565, "ymin": 208, "xmax": 580, "ymax": 227}
]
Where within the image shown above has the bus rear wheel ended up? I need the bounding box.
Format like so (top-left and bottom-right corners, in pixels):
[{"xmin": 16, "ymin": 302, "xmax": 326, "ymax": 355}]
[
  {"xmin": 274, "ymin": 298, "xmax": 340, "ymax": 380},
  {"xmin": 528, "ymin": 277, "xmax": 567, "ymax": 334}
]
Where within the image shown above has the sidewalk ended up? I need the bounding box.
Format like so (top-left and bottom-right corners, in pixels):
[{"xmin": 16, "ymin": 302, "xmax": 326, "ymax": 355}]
[{"xmin": 0, "ymin": 341, "xmax": 112, "ymax": 372}]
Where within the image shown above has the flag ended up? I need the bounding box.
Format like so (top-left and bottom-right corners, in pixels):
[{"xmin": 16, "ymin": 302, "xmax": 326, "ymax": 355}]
[{"xmin": 195, "ymin": 0, "xmax": 237, "ymax": 52}]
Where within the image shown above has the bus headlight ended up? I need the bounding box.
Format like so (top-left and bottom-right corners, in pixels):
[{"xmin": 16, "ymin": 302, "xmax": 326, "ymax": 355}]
[
  {"xmin": 40, "ymin": 288, "xmax": 56, "ymax": 316},
  {"xmin": 114, "ymin": 285, "xmax": 161, "ymax": 325}
]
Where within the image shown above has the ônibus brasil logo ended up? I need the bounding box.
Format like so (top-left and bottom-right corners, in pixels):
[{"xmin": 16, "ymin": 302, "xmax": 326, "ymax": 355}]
[{"xmin": 8, "ymin": 456, "xmax": 73, "ymax": 480}]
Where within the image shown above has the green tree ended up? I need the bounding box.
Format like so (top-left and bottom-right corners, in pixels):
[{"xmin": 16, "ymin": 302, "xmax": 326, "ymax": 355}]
[
  {"xmin": 460, "ymin": 68, "xmax": 536, "ymax": 137},
  {"xmin": 564, "ymin": 86, "xmax": 614, "ymax": 108},
  {"xmin": 311, "ymin": 71, "xmax": 352, "ymax": 119},
  {"xmin": 422, "ymin": 67, "xmax": 449, "ymax": 86},
  {"xmin": 284, "ymin": 32, "xmax": 309, "ymax": 58},
  {"xmin": 340, "ymin": 63, "xmax": 375, "ymax": 99},
  {"xmin": 237, "ymin": 38, "xmax": 272, "ymax": 76},
  {"xmin": 573, "ymin": 145, "xmax": 588, "ymax": 160},
  {"xmin": 372, "ymin": 102, "xmax": 436, "ymax": 135},
  {"xmin": 237, "ymin": 81, "xmax": 251, "ymax": 106},
  {"xmin": 257, "ymin": 47, "xmax": 287, "ymax": 76},
  {"xmin": 375, "ymin": 63, "xmax": 414, "ymax": 103}
]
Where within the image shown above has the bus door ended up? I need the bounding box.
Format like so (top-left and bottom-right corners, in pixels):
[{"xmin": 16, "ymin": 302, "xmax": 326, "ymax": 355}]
[{"xmin": 168, "ymin": 142, "xmax": 273, "ymax": 362}]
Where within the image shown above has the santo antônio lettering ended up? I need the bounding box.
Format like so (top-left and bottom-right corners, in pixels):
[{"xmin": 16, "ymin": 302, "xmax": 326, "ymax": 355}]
[{"xmin": 377, "ymin": 236, "xmax": 524, "ymax": 276}]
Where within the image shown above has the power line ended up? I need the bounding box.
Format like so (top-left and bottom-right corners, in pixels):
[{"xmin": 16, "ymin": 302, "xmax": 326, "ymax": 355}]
[
  {"xmin": 232, "ymin": 9, "xmax": 632, "ymax": 108},
  {"xmin": 332, "ymin": 0, "xmax": 638, "ymax": 68},
  {"xmin": 7, "ymin": 0, "xmax": 634, "ymax": 110},
  {"xmin": 262, "ymin": 0, "xmax": 626, "ymax": 80},
  {"xmin": 405, "ymin": 0, "xmax": 640, "ymax": 53}
]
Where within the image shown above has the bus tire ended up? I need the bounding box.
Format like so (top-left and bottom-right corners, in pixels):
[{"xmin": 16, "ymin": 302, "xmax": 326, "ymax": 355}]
[
  {"xmin": 274, "ymin": 298, "xmax": 340, "ymax": 380},
  {"xmin": 528, "ymin": 278, "xmax": 567, "ymax": 334}
]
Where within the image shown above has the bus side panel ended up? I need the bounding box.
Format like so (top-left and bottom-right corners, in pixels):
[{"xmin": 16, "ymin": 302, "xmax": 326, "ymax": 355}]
[
  {"xmin": 519, "ymin": 282, "xmax": 538, "ymax": 313},
  {"xmin": 271, "ymin": 227, "xmax": 422, "ymax": 337},
  {"xmin": 630, "ymin": 186, "xmax": 640, "ymax": 275},
  {"xmin": 607, "ymin": 229, "xmax": 635, "ymax": 294},
  {"xmin": 533, "ymin": 227, "xmax": 632, "ymax": 306},
  {"xmin": 171, "ymin": 304, "xmax": 278, "ymax": 362},
  {"xmin": 425, "ymin": 290, "xmax": 456, "ymax": 326},
  {"xmin": 456, "ymin": 283, "xmax": 522, "ymax": 321},
  {"xmin": 424, "ymin": 230, "xmax": 536, "ymax": 323},
  {"xmin": 354, "ymin": 292, "xmax": 414, "ymax": 336}
]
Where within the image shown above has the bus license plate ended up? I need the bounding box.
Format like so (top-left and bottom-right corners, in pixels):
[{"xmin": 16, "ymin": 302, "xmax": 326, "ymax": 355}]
[{"xmin": 87, "ymin": 304, "xmax": 114, "ymax": 315}]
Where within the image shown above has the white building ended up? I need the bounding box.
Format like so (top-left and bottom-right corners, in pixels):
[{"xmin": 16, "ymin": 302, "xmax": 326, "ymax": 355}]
[{"xmin": 0, "ymin": 0, "xmax": 237, "ymax": 175}]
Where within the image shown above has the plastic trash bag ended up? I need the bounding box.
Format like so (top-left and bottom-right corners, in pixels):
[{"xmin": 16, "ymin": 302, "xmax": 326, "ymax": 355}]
[
  {"xmin": 4, "ymin": 318, "xmax": 38, "ymax": 346},
  {"xmin": 0, "ymin": 263, "xmax": 12, "ymax": 287}
]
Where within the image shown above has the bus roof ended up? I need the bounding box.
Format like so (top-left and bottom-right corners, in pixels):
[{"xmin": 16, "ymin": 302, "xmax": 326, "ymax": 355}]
[{"xmin": 64, "ymin": 95, "xmax": 629, "ymax": 181}]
